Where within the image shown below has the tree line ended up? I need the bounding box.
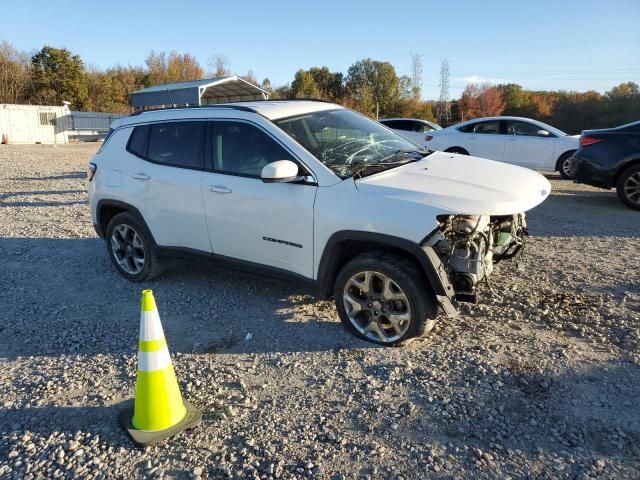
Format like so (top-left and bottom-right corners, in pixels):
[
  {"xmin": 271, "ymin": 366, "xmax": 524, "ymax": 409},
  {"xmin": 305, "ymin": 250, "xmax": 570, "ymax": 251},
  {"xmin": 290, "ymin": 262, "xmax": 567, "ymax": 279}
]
[{"xmin": 1, "ymin": 40, "xmax": 638, "ymax": 134}]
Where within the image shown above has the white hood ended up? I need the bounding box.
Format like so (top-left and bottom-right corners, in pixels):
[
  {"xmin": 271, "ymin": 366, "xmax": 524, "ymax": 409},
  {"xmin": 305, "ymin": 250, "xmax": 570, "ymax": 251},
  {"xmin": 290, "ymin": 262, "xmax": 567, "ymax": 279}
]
[{"xmin": 356, "ymin": 152, "xmax": 551, "ymax": 216}]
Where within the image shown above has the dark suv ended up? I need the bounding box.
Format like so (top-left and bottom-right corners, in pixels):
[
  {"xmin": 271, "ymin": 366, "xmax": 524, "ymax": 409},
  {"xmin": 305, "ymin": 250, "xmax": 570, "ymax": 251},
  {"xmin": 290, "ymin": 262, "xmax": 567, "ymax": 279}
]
[{"xmin": 571, "ymin": 120, "xmax": 640, "ymax": 210}]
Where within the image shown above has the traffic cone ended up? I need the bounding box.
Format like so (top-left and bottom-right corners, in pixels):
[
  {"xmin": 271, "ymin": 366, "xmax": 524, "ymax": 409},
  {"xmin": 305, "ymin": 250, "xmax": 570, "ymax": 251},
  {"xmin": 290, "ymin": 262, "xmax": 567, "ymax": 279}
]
[{"xmin": 119, "ymin": 289, "xmax": 201, "ymax": 447}]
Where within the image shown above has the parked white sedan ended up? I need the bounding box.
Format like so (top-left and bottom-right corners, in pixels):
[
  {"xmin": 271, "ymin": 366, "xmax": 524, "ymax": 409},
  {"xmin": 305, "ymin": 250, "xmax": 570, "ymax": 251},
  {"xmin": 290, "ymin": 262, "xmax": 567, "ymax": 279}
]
[
  {"xmin": 425, "ymin": 116, "xmax": 579, "ymax": 178},
  {"xmin": 379, "ymin": 118, "xmax": 442, "ymax": 147}
]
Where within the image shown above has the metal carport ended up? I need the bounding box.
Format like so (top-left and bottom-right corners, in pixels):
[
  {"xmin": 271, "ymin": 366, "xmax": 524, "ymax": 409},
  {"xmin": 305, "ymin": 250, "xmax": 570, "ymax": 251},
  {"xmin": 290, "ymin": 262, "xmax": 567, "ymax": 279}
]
[{"xmin": 129, "ymin": 76, "xmax": 269, "ymax": 110}]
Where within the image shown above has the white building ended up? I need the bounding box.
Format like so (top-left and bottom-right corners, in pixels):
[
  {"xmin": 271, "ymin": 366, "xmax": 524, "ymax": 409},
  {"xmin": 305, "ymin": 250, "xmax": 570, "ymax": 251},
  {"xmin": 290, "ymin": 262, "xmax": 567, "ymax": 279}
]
[
  {"xmin": 0, "ymin": 104, "xmax": 127, "ymax": 144},
  {"xmin": 0, "ymin": 104, "xmax": 70, "ymax": 144}
]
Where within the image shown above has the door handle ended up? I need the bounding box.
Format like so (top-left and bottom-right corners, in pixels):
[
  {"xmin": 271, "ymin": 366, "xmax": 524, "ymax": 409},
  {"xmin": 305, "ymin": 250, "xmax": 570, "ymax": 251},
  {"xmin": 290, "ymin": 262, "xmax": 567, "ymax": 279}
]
[
  {"xmin": 131, "ymin": 173, "xmax": 151, "ymax": 181},
  {"xmin": 207, "ymin": 185, "xmax": 232, "ymax": 194}
]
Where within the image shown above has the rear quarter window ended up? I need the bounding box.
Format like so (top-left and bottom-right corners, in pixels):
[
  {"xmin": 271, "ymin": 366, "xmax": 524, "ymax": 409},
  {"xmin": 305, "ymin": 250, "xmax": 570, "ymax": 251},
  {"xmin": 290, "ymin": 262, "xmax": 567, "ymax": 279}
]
[
  {"xmin": 125, "ymin": 121, "xmax": 205, "ymax": 170},
  {"xmin": 127, "ymin": 125, "xmax": 149, "ymax": 157}
]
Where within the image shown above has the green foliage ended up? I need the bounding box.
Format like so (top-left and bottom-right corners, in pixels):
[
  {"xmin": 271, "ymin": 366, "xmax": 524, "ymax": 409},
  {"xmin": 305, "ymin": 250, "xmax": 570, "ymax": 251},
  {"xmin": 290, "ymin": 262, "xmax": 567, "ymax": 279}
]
[
  {"xmin": 144, "ymin": 50, "xmax": 204, "ymax": 86},
  {"xmin": 30, "ymin": 46, "xmax": 88, "ymax": 108},
  {"xmin": 497, "ymin": 82, "xmax": 640, "ymax": 134},
  {"xmin": 345, "ymin": 58, "xmax": 400, "ymax": 117},
  {"xmin": 291, "ymin": 67, "xmax": 343, "ymax": 100},
  {"xmin": 86, "ymin": 66, "xmax": 147, "ymax": 113}
]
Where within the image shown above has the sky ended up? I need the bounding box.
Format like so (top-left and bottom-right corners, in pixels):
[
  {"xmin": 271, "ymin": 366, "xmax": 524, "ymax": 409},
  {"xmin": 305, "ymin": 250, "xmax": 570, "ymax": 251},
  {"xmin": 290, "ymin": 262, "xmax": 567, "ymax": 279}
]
[{"xmin": 4, "ymin": 0, "xmax": 640, "ymax": 99}]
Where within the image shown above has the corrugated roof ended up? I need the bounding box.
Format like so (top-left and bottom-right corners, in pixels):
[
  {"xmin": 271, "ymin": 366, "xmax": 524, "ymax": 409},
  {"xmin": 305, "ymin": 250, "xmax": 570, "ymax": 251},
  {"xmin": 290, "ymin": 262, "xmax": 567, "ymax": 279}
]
[
  {"xmin": 131, "ymin": 77, "xmax": 228, "ymax": 94},
  {"xmin": 129, "ymin": 76, "xmax": 270, "ymax": 108}
]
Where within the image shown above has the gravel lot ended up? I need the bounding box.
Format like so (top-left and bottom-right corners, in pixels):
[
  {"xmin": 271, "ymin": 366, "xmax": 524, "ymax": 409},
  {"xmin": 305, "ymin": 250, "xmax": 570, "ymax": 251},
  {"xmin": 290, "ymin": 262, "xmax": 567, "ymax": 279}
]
[{"xmin": 1, "ymin": 143, "xmax": 639, "ymax": 480}]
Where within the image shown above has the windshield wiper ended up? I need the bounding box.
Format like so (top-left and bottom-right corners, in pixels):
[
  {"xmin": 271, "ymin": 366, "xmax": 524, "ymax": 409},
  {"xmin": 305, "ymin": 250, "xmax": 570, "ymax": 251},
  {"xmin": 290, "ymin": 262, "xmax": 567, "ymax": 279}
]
[
  {"xmin": 379, "ymin": 148, "xmax": 431, "ymax": 163},
  {"xmin": 350, "ymin": 149, "xmax": 431, "ymax": 180},
  {"xmin": 352, "ymin": 159, "xmax": 417, "ymax": 180}
]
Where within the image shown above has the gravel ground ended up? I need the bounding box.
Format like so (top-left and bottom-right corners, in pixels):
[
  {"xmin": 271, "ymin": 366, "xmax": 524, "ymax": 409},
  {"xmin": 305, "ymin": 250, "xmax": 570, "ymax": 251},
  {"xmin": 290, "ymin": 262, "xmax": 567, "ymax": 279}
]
[{"xmin": 0, "ymin": 143, "xmax": 639, "ymax": 480}]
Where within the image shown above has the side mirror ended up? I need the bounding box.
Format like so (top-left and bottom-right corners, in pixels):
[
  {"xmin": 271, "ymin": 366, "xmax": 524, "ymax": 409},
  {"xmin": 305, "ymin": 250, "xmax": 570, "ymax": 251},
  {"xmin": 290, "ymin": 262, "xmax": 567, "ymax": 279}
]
[
  {"xmin": 261, "ymin": 160, "xmax": 301, "ymax": 183},
  {"xmin": 537, "ymin": 129, "xmax": 550, "ymax": 137}
]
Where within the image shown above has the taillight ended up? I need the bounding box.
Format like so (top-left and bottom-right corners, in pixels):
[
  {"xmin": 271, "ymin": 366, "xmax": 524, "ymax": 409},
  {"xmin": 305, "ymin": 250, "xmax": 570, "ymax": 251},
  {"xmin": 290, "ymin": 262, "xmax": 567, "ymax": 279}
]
[
  {"xmin": 579, "ymin": 136, "xmax": 604, "ymax": 147},
  {"xmin": 87, "ymin": 162, "xmax": 97, "ymax": 181},
  {"xmin": 425, "ymin": 135, "xmax": 433, "ymax": 141}
]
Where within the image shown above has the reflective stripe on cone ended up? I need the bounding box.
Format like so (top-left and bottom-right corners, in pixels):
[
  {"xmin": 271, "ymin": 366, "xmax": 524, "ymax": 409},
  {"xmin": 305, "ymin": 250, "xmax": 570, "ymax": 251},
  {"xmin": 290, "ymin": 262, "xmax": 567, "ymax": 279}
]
[{"xmin": 131, "ymin": 290, "xmax": 187, "ymax": 432}]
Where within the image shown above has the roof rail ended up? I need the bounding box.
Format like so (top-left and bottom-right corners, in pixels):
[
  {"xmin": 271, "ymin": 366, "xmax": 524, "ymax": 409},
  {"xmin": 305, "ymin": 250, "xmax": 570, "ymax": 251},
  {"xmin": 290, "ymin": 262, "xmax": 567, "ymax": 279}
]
[
  {"xmin": 130, "ymin": 104, "xmax": 258, "ymax": 116},
  {"xmin": 244, "ymin": 98, "xmax": 334, "ymax": 104},
  {"xmin": 129, "ymin": 98, "xmax": 335, "ymax": 116}
]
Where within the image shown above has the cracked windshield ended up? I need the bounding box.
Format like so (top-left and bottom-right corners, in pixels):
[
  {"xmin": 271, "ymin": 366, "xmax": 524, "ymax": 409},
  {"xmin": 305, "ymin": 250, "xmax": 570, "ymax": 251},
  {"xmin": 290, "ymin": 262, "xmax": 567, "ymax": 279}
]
[{"xmin": 275, "ymin": 109, "xmax": 431, "ymax": 178}]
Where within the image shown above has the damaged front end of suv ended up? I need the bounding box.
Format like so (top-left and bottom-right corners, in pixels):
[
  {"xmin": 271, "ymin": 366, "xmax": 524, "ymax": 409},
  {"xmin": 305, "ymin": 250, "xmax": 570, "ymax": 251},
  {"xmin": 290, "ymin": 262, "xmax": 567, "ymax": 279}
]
[{"xmin": 424, "ymin": 213, "xmax": 528, "ymax": 303}]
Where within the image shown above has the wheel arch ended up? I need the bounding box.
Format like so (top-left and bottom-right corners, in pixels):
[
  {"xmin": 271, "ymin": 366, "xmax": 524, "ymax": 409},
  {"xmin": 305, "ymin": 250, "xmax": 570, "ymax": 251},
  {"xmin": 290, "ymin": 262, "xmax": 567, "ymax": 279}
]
[
  {"xmin": 444, "ymin": 146, "xmax": 469, "ymax": 155},
  {"xmin": 614, "ymin": 157, "xmax": 640, "ymax": 186},
  {"xmin": 96, "ymin": 200, "xmax": 156, "ymax": 245},
  {"xmin": 315, "ymin": 231, "xmax": 454, "ymax": 303},
  {"xmin": 555, "ymin": 149, "xmax": 577, "ymax": 171}
]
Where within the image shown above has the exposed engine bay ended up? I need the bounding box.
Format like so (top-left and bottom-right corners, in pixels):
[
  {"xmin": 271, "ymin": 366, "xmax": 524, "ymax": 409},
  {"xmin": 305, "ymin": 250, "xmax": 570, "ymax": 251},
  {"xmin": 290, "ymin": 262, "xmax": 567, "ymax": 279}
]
[{"xmin": 424, "ymin": 214, "xmax": 528, "ymax": 302}]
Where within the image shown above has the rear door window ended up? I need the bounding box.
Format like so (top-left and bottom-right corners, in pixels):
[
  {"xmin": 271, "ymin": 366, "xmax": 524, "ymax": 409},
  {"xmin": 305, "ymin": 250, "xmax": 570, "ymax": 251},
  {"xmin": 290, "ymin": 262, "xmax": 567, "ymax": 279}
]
[
  {"xmin": 147, "ymin": 121, "xmax": 205, "ymax": 169},
  {"xmin": 460, "ymin": 121, "xmax": 502, "ymax": 134}
]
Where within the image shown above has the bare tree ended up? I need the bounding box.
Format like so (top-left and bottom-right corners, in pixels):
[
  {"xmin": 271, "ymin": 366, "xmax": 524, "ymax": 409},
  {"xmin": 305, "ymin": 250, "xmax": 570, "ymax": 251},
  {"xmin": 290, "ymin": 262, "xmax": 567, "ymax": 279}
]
[
  {"xmin": 0, "ymin": 41, "xmax": 31, "ymax": 104},
  {"xmin": 207, "ymin": 55, "xmax": 231, "ymax": 78}
]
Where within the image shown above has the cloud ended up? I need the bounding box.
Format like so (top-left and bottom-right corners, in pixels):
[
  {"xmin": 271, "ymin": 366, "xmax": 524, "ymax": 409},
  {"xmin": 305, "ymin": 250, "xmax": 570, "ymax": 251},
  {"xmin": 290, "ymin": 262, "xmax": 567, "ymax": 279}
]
[{"xmin": 454, "ymin": 75, "xmax": 505, "ymax": 85}]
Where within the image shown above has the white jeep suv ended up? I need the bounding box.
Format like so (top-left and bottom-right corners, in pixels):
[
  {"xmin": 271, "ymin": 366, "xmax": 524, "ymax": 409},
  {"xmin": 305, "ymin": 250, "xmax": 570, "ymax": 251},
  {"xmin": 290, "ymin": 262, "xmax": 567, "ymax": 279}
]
[{"xmin": 88, "ymin": 101, "xmax": 550, "ymax": 346}]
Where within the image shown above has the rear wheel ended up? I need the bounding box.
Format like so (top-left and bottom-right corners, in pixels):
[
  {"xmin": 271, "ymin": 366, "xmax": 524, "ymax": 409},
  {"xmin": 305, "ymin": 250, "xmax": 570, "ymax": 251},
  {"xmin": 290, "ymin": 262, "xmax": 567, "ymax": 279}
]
[
  {"xmin": 334, "ymin": 252, "xmax": 436, "ymax": 346},
  {"xmin": 106, "ymin": 212, "xmax": 164, "ymax": 281},
  {"xmin": 616, "ymin": 164, "xmax": 640, "ymax": 210},
  {"xmin": 556, "ymin": 151, "xmax": 576, "ymax": 179}
]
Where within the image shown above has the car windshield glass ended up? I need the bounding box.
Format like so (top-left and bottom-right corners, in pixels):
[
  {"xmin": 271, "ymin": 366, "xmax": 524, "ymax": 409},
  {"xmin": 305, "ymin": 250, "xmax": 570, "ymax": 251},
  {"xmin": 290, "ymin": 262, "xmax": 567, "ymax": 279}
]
[
  {"xmin": 536, "ymin": 120, "xmax": 567, "ymax": 136},
  {"xmin": 274, "ymin": 109, "xmax": 430, "ymax": 178}
]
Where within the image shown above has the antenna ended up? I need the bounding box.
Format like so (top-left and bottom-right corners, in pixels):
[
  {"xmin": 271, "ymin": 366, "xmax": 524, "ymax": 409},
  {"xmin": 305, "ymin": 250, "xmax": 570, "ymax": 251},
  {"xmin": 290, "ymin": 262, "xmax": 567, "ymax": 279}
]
[{"xmin": 437, "ymin": 58, "xmax": 451, "ymax": 123}]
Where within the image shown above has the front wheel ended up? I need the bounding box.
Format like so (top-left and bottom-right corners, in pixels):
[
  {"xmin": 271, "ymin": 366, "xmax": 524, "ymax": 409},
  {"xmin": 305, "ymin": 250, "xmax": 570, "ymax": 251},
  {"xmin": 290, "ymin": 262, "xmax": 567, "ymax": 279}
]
[
  {"xmin": 334, "ymin": 252, "xmax": 436, "ymax": 346},
  {"xmin": 616, "ymin": 164, "xmax": 640, "ymax": 210}
]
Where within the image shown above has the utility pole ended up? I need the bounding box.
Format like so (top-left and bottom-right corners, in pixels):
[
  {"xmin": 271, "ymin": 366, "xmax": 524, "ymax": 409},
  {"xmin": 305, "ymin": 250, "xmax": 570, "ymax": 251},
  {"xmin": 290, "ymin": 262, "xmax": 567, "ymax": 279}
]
[
  {"xmin": 410, "ymin": 52, "xmax": 423, "ymax": 99},
  {"xmin": 437, "ymin": 58, "xmax": 451, "ymax": 124}
]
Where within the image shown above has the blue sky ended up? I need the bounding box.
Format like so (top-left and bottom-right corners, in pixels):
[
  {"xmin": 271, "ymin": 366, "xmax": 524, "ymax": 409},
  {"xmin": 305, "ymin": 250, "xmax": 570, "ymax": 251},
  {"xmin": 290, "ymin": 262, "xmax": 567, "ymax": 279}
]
[{"xmin": 4, "ymin": 0, "xmax": 639, "ymax": 99}]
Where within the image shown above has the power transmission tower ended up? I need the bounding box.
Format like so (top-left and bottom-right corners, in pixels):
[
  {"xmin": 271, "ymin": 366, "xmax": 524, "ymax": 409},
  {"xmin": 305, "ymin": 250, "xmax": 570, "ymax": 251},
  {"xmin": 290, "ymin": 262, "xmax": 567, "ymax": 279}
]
[
  {"xmin": 410, "ymin": 52, "xmax": 423, "ymax": 99},
  {"xmin": 437, "ymin": 58, "xmax": 451, "ymax": 123}
]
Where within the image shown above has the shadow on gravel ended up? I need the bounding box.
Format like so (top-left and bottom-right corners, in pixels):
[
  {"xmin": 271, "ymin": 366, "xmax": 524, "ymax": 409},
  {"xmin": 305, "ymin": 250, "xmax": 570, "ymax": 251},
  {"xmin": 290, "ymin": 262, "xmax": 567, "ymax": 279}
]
[
  {"xmin": 0, "ymin": 189, "xmax": 87, "ymax": 208},
  {"xmin": 526, "ymin": 188, "xmax": 639, "ymax": 238},
  {"xmin": 393, "ymin": 360, "xmax": 640, "ymax": 470},
  {"xmin": 0, "ymin": 237, "xmax": 375, "ymax": 360},
  {"xmin": 1, "ymin": 400, "xmax": 141, "ymax": 448},
  {"xmin": 10, "ymin": 172, "xmax": 87, "ymax": 181}
]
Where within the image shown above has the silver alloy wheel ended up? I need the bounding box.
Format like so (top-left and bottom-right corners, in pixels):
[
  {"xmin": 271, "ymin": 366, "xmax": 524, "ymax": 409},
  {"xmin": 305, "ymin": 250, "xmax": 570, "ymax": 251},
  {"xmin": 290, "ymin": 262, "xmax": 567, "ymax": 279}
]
[
  {"xmin": 343, "ymin": 270, "xmax": 412, "ymax": 343},
  {"xmin": 110, "ymin": 224, "xmax": 145, "ymax": 275},
  {"xmin": 562, "ymin": 156, "xmax": 574, "ymax": 178},
  {"xmin": 623, "ymin": 172, "xmax": 640, "ymax": 205}
]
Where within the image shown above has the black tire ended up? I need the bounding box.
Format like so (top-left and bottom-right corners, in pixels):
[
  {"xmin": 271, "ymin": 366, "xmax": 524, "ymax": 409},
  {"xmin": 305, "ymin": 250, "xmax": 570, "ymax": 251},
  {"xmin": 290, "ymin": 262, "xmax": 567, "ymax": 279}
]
[
  {"xmin": 105, "ymin": 212, "xmax": 164, "ymax": 281},
  {"xmin": 445, "ymin": 147, "xmax": 469, "ymax": 155},
  {"xmin": 616, "ymin": 164, "xmax": 640, "ymax": 211},
  {"xmin": 334, "ymin": 251, "xmax": 437, "ymax": 346},
  {"xmin": 556, "ymin": 151, "xmax": 576, "ymax": 179}
]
